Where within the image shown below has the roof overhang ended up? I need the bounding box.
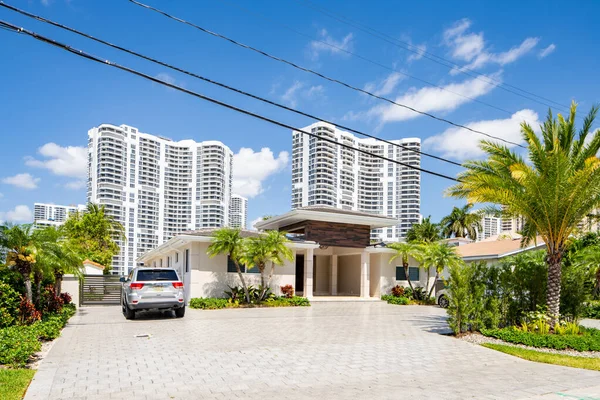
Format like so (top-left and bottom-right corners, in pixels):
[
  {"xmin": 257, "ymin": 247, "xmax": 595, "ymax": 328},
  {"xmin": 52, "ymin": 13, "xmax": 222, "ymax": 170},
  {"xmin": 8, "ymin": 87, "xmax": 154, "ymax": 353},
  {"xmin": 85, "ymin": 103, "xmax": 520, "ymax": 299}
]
[
  {"xmin": 255, "ymin": 209, "xmax": 398, "ymax": 230},
  {"xmin": 461, "ymin": 241, "xmax": 546, "ymax": 261}
]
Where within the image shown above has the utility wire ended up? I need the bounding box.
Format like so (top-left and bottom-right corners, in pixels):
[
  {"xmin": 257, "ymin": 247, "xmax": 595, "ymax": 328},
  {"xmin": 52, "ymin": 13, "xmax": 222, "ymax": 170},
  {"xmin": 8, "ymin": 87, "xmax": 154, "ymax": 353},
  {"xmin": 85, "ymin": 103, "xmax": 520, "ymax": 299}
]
[
  {"xmin": 0, "ymin": 1, "xmax": 461, "ymax": 167},
  {"xmin": 0, "ymin": 19, "xmax": 460, "ymax": 182},
  {"xmin": 127, "ymin": 0, "xmax": 526, "ymax": 149},
  {"xmin": 215, "ymin": 0, "xmax": 520, "ymax": 121},
  {"xmin": 294, "ymin": 0, "xmax": 571, "ymax": 113}
]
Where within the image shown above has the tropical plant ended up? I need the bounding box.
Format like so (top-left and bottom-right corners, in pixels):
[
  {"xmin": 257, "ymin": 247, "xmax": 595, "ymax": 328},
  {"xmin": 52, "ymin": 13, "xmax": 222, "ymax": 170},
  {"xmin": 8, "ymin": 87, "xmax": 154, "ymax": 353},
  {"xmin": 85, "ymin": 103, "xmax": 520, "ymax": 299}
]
[
  {"xmin": 440, "ymin": 204, "xmax": 482, "ymax": 240},
  {"xmin": 207, "ymin": 227, "xmax": 250, "ymax": 303},
  {"xmin": 574, "ymin": 245, "xmax": 600, "ymax": 297},
  {"xmin": 405, "ymin": 216, "xmax": 442, "ymax": 244},
  {"xmin": 447, "ymin": 102, "xmax": 600, "ymax": 326},
  {"xmin": 387, "ymin": 242, "xmax": 424, "ymax": 292},
  {"xmin": 61, "ymin": 203, "xmax": 125, "ymax": 271},
  {"xmin": 420, "ymin": 242, "xmax": 464, "ymax": 299}
]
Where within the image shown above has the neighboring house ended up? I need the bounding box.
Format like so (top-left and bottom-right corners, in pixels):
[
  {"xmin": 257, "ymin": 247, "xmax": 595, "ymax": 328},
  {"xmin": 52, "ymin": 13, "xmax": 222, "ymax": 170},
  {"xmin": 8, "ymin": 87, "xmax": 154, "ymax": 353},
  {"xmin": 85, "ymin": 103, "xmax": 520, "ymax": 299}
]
[
  {"xmin": 455, "ymin": 234, "xmax": 546, "ymax": 264},
  {"xmin": 82, "ymin": 259, "xmax": 106, "ymax": 275},
  {"xmin": 138, "ymin": 207, "xmax": 437, "ymax": 302}
]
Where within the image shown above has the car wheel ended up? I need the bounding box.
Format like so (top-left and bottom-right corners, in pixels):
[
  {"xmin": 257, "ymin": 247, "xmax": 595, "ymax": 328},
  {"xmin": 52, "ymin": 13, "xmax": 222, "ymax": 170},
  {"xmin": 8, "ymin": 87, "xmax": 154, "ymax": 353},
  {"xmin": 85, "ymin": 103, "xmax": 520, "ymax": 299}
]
[
  {"xmin": 175, "ymin": 306, "xmax": 185, "ymax": 318},
  {"xmin": 438, "ymin": 294, "xmax": 449, "ymax": 308},
  {"xmin": 123, "ymin": 301, "xmax": 136, "ymax": 320}
]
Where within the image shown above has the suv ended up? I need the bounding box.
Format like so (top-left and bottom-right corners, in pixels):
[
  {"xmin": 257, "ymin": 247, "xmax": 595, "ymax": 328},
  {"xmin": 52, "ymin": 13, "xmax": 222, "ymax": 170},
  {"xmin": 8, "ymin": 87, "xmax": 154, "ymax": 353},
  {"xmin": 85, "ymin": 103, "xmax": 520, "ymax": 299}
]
[{"xmin": 121, "ymin": 267, "xmax": 185, "ymax": 319}]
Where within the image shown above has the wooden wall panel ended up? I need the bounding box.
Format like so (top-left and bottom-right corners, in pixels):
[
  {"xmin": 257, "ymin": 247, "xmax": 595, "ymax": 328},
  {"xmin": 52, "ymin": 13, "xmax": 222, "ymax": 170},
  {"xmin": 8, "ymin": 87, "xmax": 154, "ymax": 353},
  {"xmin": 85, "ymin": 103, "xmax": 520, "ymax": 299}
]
[{"xmin": 281, "ymin": 220, "xmax": 370, "ymax": 248}]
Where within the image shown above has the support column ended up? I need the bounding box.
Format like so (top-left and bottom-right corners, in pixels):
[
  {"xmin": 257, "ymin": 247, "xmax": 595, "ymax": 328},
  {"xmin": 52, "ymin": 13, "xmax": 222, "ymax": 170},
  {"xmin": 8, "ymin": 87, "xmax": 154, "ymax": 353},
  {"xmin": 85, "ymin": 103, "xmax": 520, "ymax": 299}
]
[
  {"xmin": 304, "ymin": 248, "xmax": 314, "ymax": 298},
  {"xmin": 330, "ymin": 255, "xmax": 338, "ymax": 295},
  {"xmin": 360, "ymin": 251, "xmax": 370, "ymax": 298}
]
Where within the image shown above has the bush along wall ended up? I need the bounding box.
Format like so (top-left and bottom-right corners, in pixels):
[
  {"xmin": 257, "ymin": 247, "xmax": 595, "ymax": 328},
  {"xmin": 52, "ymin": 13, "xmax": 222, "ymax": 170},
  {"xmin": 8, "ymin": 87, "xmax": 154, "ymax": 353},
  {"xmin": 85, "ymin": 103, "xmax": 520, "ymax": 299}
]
[{"xmin": 189, "ymin": 296, "xmax": 310, "ymax": 310}]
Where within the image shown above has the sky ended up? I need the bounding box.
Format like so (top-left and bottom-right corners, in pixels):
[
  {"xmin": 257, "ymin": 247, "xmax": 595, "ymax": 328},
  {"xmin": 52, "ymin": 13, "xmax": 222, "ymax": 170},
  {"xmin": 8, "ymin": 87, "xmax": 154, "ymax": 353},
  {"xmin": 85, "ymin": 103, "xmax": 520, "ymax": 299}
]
[{"xmin": 0, "ymin": 0, "xmax": 598, "ymax": 227}]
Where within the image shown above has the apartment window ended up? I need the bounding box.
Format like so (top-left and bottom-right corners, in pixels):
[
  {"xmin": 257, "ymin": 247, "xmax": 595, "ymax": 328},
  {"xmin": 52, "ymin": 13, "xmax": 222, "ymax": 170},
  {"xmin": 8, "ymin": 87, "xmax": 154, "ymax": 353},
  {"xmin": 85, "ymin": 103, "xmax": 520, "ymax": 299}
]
[{"xmin": 396, "ymin": 266, "xmax": 419, "ymax": 281}]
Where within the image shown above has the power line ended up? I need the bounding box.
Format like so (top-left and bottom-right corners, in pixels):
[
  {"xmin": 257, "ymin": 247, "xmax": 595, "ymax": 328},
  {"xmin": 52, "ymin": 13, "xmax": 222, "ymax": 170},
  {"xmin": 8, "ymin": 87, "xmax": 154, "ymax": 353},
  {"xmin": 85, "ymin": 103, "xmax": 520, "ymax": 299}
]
[
  {"xmin": 215, "ymin": 0, "xmax": 521, "ymax": 121},
  {"xmin": 127, "ymin": 0, "xmax": 526, "ymax": 149},
  {"xmin": 0, "ymin": 1, "xmax": 461, "ymax": 167},
  {"xmin": 0, "ymin": 19, "xmax": 460, "ymax": 183},
  {"xmin": 294, "ymin": 0, "xmax": 572, "ymax": 113}
]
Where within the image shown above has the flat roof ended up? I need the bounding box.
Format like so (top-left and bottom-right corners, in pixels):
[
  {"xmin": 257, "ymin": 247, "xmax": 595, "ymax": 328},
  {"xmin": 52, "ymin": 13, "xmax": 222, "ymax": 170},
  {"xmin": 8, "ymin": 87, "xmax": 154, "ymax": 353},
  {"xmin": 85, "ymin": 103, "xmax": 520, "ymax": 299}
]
[
  {"xmin": 456, "ymin": 236, "xmax": 546, "ymax": 260},
  {"xmin": 255, "ymin": 206, "xmax": 399, "ymax": 230}
]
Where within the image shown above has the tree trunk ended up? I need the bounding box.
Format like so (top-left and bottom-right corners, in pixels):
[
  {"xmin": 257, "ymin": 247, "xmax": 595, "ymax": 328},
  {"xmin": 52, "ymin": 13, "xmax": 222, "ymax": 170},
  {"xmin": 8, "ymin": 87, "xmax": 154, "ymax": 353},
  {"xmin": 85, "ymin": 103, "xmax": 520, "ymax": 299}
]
[
  {"xmin": 54, "ymin": 272, "xmax": 63, "ymax": 295},
  {"xmin": 24, "ymin": 277, "xmax": 33, "ymax": 303},
  {"xmin": 427, "ymin": 271, "xmax": 440, "ymax": 299},
  {"xmin": 546, "ymin": 250, "xmax": 563, "ymax": 328},
  {"xmin": 424, "ymin": 266, "xmax": 431, "ymax": 297},
  {"xmin": 34, "ymin": 270, "xmax": 43, "ymax": 307},
  {"xmin": 259, "ymin": 263, "xmax": 267, "ymax": 301},
  {"xmin": 267, "ymin": 261, "xmax": 275, "ymax": 294},
  {"xmin": 403, "ymin": 262, "xmax": 414, "ymax": 294},
  {"xmin": 233, "ymin": 261, "xmax": 250, "ymax": 303}
]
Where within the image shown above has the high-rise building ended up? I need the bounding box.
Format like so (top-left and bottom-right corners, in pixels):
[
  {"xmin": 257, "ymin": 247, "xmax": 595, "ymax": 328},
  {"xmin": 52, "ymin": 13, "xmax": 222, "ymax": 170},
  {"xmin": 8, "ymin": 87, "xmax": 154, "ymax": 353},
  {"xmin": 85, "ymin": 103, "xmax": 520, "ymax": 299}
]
[
  {"xmin": 33, "ymin": 203, "xmax": 86, "ymax": 228},
  {"xmin": 87, "ymin": 123, "xmax": 233, "ymax": 275},
  {"xmin": 291, "ymin": 122, "xmax": 421, "ymax": 241},
  {"xmin": 229, "ymin": 194, "xmax": 248, "ymax": 229},
  {"xmin": 478, "ymin": 214, "xmax": 502, "ymax": 241}
]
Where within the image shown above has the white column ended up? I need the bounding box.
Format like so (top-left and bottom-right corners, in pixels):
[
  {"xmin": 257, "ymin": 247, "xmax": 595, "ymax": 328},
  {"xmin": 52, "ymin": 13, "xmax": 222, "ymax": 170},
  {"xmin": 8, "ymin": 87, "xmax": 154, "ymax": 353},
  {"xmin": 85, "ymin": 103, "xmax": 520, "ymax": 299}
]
[
  {"xmin": 360, "ymin": 251, "xmax": 370, "ymax": 298},
  {"xmin": 330, "ymin": 255, "xmax": 338, "ymax": 295},
  {"xmin": 304, "ymin": 248, "xmax": 314, "ymax": 298}
]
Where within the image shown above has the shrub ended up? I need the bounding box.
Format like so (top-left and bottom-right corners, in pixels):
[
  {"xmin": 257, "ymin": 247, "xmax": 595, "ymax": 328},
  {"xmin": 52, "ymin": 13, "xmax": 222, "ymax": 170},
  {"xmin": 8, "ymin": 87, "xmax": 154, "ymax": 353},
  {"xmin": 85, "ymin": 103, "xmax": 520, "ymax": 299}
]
[
  {"xmin": 382, "ymin": 295, "xmax": 410, "ymax": 305},
  {"xmin": 583, "ymin": 301, "xmax": 600, "ymax": 319},
  {"xmin": 0, "ymin": 282, "xmax": 19, "ymax": 328},
  {"xmin": 391, "ymin": 285, "xmax": 405, "ymax": 297},
  {"xmin": 17, "ymin": 297, "xmax": 41, "ymax": 325},
  {"xmin": 32, "ymin": 317, "xmax": 63, "ymax": 341},
  {"xmin": 280, "ymin": 284, "xmax": 294, "ymax": 298},
  {"xmin": 189, "ymin": 298, "xmax": 231, "ymax": 310},
  {"xmin": 264, "ymin": 296, "xmax": 310, "ymax": 307},
  {"xmin": 481, "ymin": 326, "xmax": 600, "ymax": 352},
  {"xmin": 286, "ymin": 296, "xmax": 310, "ymax": 307},
  {"xmin": 447, "ymin": 263, "xmax": 474, "ymax": 334},
  {"xmin": 412, "ymin": 287, "xmax": 426, "ymax": 301},
  {"xmin": 0, "ymin": 325, "xmax": 41, "ymax": 367},
  {"xmin": 59, "ymin": 292, "xmax": 72, "ymax": 305},
  {"xmin": 40, "ymin": 286, "xmax": 64, "ymax": 314}
]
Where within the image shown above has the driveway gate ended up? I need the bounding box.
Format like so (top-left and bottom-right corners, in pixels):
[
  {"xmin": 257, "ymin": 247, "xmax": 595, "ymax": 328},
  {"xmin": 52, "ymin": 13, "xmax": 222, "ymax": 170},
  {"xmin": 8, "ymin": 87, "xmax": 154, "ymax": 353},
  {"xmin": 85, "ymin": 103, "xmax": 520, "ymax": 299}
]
[{"xmin": 79, "ymin": 275, "xmax": 122, "ymax": 306}]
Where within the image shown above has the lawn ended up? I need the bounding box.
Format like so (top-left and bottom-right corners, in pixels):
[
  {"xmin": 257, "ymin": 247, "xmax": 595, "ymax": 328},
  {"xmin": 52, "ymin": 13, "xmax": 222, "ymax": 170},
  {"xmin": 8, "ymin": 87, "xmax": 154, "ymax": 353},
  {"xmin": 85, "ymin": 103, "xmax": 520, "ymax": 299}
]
[
  {"xmin": 483, "ymin": 343, "xmax": 600, "ymax": 372},
  {"xmin": 0, "ymin": 369, "xmax": 35, "ymax": 400}
]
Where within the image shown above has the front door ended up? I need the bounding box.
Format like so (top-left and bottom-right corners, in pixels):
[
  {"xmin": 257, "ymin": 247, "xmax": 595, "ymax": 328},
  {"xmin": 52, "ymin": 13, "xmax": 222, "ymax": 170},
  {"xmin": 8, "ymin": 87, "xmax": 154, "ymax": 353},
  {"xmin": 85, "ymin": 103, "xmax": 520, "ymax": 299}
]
[{"xmin": 295, "ymin": 254, "xmax": 304, "ymax": 293}]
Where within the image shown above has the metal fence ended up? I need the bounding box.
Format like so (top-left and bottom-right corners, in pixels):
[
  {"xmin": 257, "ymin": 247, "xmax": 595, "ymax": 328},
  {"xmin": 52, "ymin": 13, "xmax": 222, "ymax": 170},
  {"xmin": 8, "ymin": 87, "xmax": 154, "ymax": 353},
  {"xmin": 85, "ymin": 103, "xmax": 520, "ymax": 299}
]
[{"xmin": 79, "ymin": 275, "xmax": 122, "ymax": 306}]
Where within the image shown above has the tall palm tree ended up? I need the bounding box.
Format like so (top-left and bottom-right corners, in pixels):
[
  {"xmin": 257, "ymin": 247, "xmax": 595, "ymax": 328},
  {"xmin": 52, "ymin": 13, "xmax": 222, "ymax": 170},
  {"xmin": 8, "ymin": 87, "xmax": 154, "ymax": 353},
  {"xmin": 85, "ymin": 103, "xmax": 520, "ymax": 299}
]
[
  {"xmin": 387, "ymin": 242, "xmax": 424, "ymax": 291},
  {"xmin": 207, "ymin": 228, "xmax": 250, "ymax": 303},
  {"xmin": 440, "ymin": 204, "xmax": 482, "ymax": 240},
  {"xmin": 420, "ymin": 242, "xmax": 464, "ymax": 299},
  {"xmin": 447, "ymin": 102, "xmax": 600, "ymax": 326},
  {"xmin": 406, "ymin": 216, "xmax": 442, "ymax": 244},
  {"xmin": 264, "ymin": 230, "xmax": 293, "ymax": 295}
]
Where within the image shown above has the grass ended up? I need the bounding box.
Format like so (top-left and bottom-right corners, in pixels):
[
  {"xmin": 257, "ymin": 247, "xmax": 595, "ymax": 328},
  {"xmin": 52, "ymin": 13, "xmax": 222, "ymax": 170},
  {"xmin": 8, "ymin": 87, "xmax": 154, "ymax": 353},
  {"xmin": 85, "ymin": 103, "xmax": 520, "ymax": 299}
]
[
  {"xmin": 482, "ymin": 343, "xmax": 600, "ymax": 372},
  {"xmin": 0, "ymin": 369, "xmax": 35, "ymax": 400}
]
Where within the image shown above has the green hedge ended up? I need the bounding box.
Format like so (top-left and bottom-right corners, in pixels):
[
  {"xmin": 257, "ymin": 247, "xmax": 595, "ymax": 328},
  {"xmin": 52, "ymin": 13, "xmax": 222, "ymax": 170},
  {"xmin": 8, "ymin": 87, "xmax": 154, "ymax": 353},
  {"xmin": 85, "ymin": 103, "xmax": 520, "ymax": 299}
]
[
  {"xmin": 189, "ymin": 296, "xmax": 310, "ymax": 310},
  {"xmin": 381, "ymin": 295, "xmax": 410, "ymax": 305},
  {"xmin": 481, "ymin": 326, "xmax": 600, "ymax": 352},
  {"xmin": 583, "ymin": 301, "xmax": 600, "ymax": 319},
  {"xmin": 0, "ymin": 304, "xmax": 76, "ymax": 367}
]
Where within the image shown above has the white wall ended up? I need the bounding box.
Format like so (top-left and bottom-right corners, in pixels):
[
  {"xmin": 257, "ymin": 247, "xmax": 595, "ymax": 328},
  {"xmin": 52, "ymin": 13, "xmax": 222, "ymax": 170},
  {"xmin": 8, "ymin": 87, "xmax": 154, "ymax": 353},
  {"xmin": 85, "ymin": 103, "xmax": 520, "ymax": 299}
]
[
  {"xmin": 62, "ymin": 275, "xmax": 79, "ymax": 306},
  {"xmin": 379, "ymin": 252, "xmax": 437, "ymax": 296},
  {"xmin": 337, "ymin": 254, "xmax": 360, "ymax": 295},
  {"xmin": 314, "ymin": 255, "xmax": 331, "ymax": 295}
]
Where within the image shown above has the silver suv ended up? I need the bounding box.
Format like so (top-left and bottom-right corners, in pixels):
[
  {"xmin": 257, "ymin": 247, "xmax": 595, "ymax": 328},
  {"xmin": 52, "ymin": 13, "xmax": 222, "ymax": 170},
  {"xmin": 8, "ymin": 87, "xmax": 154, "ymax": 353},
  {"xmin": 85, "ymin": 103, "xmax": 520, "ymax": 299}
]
[{"xmin": 120, "ymin": 267, "xmax": 185, "ymax": 319}]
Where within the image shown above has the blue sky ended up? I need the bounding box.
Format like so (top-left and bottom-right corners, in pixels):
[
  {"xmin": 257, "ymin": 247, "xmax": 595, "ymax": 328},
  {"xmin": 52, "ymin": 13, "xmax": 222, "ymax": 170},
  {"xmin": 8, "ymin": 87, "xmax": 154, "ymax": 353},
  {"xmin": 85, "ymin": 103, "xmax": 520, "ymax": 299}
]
[{"xmin": 0, "ymin": 0, "xmax": 598, "ymax": 226}]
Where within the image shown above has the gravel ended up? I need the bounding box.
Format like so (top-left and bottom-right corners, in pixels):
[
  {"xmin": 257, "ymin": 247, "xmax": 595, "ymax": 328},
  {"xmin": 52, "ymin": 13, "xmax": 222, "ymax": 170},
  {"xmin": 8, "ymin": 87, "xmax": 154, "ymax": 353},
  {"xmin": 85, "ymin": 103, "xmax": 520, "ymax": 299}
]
[{"xmin": 460, "ymin": 332, "xmax": 600, "ymax": 359}]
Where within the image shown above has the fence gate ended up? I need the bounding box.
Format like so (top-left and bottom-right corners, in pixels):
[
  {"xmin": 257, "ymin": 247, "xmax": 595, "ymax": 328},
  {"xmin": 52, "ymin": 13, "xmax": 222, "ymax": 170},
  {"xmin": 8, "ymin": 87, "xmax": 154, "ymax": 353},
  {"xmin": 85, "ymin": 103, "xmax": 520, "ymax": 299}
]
[{"xmin": 79, "ymin": 275, "xmax": 122, "ymax": 306}]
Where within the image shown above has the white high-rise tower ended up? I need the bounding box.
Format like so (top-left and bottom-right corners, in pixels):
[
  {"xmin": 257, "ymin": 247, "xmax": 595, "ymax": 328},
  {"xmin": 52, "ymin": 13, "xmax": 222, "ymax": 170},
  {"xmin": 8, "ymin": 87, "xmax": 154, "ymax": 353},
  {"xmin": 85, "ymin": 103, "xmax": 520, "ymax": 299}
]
[
  {"xmin": 229, "ymin": 194, "xmax": 248, "ymax": 229},
  {"xmin": 291, "ymin": 122, "xmax": 421, "ymax": 241},
  {"xmin": 87, "ymin": 123, "xmax": 233, "ymax": 275}
]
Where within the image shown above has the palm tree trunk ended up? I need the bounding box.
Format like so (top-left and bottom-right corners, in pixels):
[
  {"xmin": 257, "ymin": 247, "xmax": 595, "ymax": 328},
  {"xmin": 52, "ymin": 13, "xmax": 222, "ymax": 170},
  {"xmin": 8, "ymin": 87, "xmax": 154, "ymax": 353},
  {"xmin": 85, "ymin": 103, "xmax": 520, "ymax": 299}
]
[
  {"xmin": 34, "ymin": 270, "xmax": 43, "ymax": 307},
  {"xmin": 424, "ymin": 266, "xmax": 431, "ymax": 297},
  {"xmin": 427, "ymin": 271, "xmax": 439, "ymax": 299},
  {"xmin": 267, "ymin": 261, "xmax": 275, "ymax": 294},
  {"xmin": 233, "ymin": 261, "xmax": 250, "ymax": 303},
  {"xmin": 54, "ymin": 272, "xmax": 63, "ymax": 295},
  {"xmin": 259, "ymin": 263, "xmax": 267, "ymax": 301},
  {"xmin": 23, "ymin": 277, "xmax": 33, "ymax": 303},
  {"xmin": 403, "ymin": 262, "xmax": 415, "ymax": 293},
  {"xmin": 546, "ymin": 250, "xmax": 563, "ymax": 328}
]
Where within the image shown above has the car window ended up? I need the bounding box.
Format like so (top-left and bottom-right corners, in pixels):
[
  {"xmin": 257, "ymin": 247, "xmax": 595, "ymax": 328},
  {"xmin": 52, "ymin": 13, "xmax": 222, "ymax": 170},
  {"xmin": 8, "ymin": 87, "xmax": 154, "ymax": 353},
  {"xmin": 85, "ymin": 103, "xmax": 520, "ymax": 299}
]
[{"xmin": 136, "ymin": 269, "xmax": 179, "ymax": 281}]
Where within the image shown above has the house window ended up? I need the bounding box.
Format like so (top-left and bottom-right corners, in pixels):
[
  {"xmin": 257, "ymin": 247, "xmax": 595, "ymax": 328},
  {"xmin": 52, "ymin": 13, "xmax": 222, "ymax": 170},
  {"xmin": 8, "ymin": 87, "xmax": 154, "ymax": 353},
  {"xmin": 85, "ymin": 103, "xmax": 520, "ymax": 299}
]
[
  {"xmin": 175, "ymin": 252, "xmax": 179, "ymax": 263},
  {"xmin": 396, "ymin": 266, "xmax": 419, "ymax": 281},
  {"xmin": 184, "ymin": 249, "xmax": 190, "ymax": 273},
  {"xmin": 227, "ymin": 256, "xmax": 259, "ymax": 273}
]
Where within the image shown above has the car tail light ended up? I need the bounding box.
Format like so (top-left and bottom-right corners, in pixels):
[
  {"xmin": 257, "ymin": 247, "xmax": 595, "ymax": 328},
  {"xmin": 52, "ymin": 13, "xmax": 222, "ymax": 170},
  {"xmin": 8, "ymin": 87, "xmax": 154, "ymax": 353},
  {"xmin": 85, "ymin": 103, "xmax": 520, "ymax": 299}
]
[
  {"xmin": 129, "ymin": 282, "xmax": 144, "ymax": 290},
  {"xmin": 172, "ymin": 281, "xmax": 184, "ymax": 289}
]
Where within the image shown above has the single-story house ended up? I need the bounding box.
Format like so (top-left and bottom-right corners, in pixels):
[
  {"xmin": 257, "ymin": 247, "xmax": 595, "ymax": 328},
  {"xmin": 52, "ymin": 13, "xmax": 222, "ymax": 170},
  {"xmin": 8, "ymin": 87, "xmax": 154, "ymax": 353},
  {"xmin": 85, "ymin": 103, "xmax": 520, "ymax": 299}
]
[
  {"xmin": 83, "ymin": 259, "xmax": 106, "ymax": 275},
  {"xmin": 137, "ymin": 207, "xmax": 437, "ymax": 301},
  {"xmin": 455, "ymin": 235, "xmax": 546, "ymax": 264}
]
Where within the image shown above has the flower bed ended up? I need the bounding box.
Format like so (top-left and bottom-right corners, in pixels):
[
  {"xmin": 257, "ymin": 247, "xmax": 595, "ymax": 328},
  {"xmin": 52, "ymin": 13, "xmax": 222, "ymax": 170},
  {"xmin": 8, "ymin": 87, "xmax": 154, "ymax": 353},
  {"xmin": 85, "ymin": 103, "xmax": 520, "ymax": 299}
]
[
  {"xmin": 189, "ymin": 296, "xmax": 310, "ymax": 310},
  {"xmin": 480, "ymin": 326, "xmax": 600, "ymax": 352}
]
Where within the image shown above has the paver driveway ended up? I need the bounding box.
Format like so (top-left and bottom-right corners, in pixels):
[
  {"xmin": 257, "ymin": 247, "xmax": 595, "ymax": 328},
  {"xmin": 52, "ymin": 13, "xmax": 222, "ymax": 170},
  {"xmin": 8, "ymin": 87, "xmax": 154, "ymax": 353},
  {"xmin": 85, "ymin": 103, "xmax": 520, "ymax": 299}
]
[{"xmin": 26, "ymin": 302, "xmax": 600, "ymax": 400}]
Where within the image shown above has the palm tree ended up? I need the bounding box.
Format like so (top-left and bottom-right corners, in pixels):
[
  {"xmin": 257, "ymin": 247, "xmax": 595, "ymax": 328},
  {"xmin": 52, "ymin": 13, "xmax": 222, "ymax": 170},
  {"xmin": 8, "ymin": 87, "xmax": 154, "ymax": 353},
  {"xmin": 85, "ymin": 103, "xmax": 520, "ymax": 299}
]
[
  {"xmin": 447, "ymin": 102, "xmax": 600, "ymax": 326},
  {"xmin": 440, "ymin": 204, "xmax": 482, "ymax": 240},
  {"xmin": 387, "ymin": 242, "xmax": 424, "ymax": 292},
  {"xmin": 207, "ymin": 228, "xmax": 250, "ymax": 303},
  {"xmin": 264, "ymin": 230, "xmax": 293, "ymax": 296},
  {"xmin": 574, "ymin": 245, "xmax": 600, "ymax": 297},
  {"xmin": 406, "ymin": 216, "xmax": 442, "ymax": 244},
  {"xmin": 420, "ymin": 242, "xmax": 463, "ymax": 299}
]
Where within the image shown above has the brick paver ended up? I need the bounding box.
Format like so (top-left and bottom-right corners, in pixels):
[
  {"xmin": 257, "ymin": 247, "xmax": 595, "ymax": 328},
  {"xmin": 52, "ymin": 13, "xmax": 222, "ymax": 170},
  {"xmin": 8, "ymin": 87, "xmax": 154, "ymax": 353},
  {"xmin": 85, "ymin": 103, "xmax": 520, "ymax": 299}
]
[{"xmin": 26, "ymin": 303, "xmax": 600, "ymax": 400}]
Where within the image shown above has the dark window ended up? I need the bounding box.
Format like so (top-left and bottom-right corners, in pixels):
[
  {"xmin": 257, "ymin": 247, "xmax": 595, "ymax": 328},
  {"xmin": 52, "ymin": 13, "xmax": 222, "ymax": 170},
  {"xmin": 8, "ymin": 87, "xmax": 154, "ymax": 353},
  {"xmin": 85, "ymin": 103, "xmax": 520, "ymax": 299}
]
[
  {"xmin": 227, "ymin": 256, "xmax": 259, "ymax": 273},
  {"xmin": 185, "ymin": 249, "xmax": 190, "ymax": 273},
  {"xmin": 396, "ymin": 266, "xmax": 419, "ymax": 281},
  {"xmin": 136, "ymin": 269, "xmax": 178, "ymax": 281}
]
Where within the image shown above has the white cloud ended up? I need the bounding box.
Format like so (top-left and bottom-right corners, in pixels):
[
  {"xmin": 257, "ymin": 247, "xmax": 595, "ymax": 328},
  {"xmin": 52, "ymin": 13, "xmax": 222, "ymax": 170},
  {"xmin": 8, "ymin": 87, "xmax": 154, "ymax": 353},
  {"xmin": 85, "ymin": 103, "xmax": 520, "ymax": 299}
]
[
  {"xmin": 443, "ymin": 19, "xmax": 539, "ymax": 75},
  {"xmin": 65, "ymin": 180, "xmax": 87, "ymax": 190},
  {"xmin": 280, "ymin": 81, "xmax": 326, "ymax": 108},
  {"xmin": 249, "ymin": 217, "xmax": 264, "ymax": 231},
  {"xmin": 346, "ymin": 72, "xmax": 500, "ymax": 125},
  {"xmin": 0, "ymin": 205, "xmax": 33, "ymax": 223},
  {"xmin": 156, "ymin": 72, "xmax": 176, "ymax": 85},
  {"xmin": 306, "ymin": 85, "xmax": 325, "ymax": 97},
  {"xmin": 423, "ymin": 109, "xmax": 539, "ymax": 160},
  {"xmin": 399, "ymin": 34, "xmax": 427, "ymax": 63},
  {"xmin": 232, "ymin": 148, "xmax": 289, "ymax": 198},
  {"xmin": 364, "ymin": 72, "xmax": 405, "ymax": 97},
  {"xmin": 309, "ymin": 29, "xmax": 353, "ymax": 59},
  {"xmin": 41, "ymin": 0, "xmax": 50, "ymax": 5},
  {"xmin": 281, "ymin": 81, "xmax": 304, "ymax": 108},
  {"xmin": 25, "ymin": 143, "xmax": 87, "ymax": 178},
  {"xmin": 2, "ymin": 173, "xmax": 40, "ymax": 190},
  {"xmin": 538, "ymin": 44, "xmax": 556, "ymax": 59}
]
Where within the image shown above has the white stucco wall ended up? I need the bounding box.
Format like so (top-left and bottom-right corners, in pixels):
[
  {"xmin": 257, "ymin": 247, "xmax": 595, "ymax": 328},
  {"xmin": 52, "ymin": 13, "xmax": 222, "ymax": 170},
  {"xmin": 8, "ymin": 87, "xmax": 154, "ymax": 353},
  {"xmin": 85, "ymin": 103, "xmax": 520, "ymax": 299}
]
[
  {"xmin": 379, "ymin": 253, "xmax": 437, "ymax": 296},
  {"xmin": 314, "ymin": 255, "xmax": 331, "ymax": 295},
  {"xmin": 337, "ymin": 254, "xmax": 361, "ymax": 295}
]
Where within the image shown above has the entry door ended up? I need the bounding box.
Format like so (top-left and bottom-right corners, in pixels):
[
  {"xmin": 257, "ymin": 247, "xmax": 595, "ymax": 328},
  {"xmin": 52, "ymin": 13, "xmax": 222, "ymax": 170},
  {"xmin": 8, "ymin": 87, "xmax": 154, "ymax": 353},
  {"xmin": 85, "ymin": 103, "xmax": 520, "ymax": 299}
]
[{"xmin": 295, "ymin": 254, "xmax": 304, "ymax": 293}]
